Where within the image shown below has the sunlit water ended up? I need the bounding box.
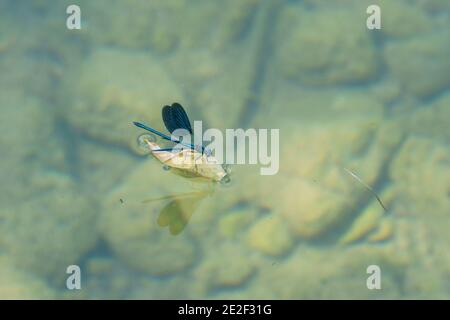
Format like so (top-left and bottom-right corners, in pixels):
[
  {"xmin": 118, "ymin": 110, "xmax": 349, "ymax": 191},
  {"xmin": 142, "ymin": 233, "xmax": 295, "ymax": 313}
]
[{"xmin": 0, "ymin": 0, "xmax": 449, "ymax": 299}]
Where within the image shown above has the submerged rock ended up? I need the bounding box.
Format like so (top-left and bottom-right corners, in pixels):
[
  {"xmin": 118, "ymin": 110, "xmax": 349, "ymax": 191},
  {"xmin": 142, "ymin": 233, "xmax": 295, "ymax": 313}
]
[
  {"xmin": 64, "ymin": 48, "xmax": 185, "ymax": 149},
  {"xmin": 246, "ymin": 215, "xmax": 294, "ymax": 257},
  {"xmin": 389, "ymin": 217, "xmax": 450, "ymax": 299},
  {"xmin": 83, "ymin": 0, "xmax": 262, "ymax": 53},
  {"xmin": 76, "ymin": 139, "xmax": 138, "ymax": 195},
  {"xmin": 0, "ymin": 257, "xmax": 55, "ymax": 299},
  {"xmin": 339, "ymin": 186, "xmax": 396, "ymax": 244},
  {"xmin": 234, "ymin": 115, "xmax": 403, "ymax": 240},
  {"xmin": 0, "ymin": 174, "xmax": 98, "ymax": 279},
  {"xmin": 276, "ymin": 6, "xmax": 379, "ymax": 85},
  {"xmin": 379, "ymin": 0, "xmax": 433, "ymax": 39},
  {"xmin": 384, "ymin": 31, "xmax": 450, "ymax": 98},
  {"xmin": 408, "ymin": 92, "xmax": 450, "ymax": 142},
  {"xmin": 247, "ymin": 246, "xmax": 404, "ymax": 299},
  {"xmin": 0, "ymin": 90, "xmax": 99, "ymax": 280},
  {"xmin": 389, "ymin": 136, "xmax": 450, "ymax": 217},
  {"xmin": 368, "ymin": 217, "xmax": 394, "ymax": 243},
  {"xmin": 0, "ymin": 91, "xmax": 59, "ymax": 188},
  {"xmin": 254, "ymin": 84, "xmax": 385, "ymax": 125},
  {"xmin": 193, "ymin": 241, "xmax": 255, "ymax": 290},
  {"xmin": 101, "ymin": 161, "xmax": 197, "ymax": 276},
  {"xmin": 339, "ymin": 199, "xmax": 385, "ymax": 245},
  {"xmin": 82, "ymin": 0, "xmax": 185, "ymax": 52},
  {"xmin": 219, "ymin": 206, "xmax": 258, "ymax": 239},
  {"xmin": 211, "ymin": 0, "xmax": 262, "ymax": 51},
  {"xmin": 417, "ymin": 0, "xmax": 450, "ymax": 14}
]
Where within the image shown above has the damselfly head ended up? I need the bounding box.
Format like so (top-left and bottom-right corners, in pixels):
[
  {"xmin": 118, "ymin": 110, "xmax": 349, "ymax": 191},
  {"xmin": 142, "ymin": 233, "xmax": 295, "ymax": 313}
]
[{"xmin": 136, "ymin": 133, "xmax": 156, "ymax": 154}]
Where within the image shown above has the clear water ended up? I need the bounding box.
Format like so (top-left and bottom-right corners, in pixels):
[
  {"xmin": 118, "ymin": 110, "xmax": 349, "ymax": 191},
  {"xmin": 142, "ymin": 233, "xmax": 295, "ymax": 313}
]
[{"xmin": 0, "ymin": 0, "xmax": 449, "ymax": 299}]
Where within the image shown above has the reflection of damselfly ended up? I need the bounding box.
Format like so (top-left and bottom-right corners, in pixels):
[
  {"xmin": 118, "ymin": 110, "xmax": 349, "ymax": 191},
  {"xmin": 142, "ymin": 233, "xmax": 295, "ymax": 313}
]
[
  {"xmin": 143, "ymin": 187, "xmax": 215, "ymax": 236},
  {"xmin": 133, "ymin": 102, "xmax": 230, "ymax": 184},
  {"xmin": 133, "ymin": 103, "xmax": 231, "ymax": 235}
]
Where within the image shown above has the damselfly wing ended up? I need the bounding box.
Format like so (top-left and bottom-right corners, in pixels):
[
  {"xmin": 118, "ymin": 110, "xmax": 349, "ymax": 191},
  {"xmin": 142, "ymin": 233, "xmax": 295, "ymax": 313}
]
[{"xmin": 162, "ymin": 103, "xmax": 193, "ymax": 135}]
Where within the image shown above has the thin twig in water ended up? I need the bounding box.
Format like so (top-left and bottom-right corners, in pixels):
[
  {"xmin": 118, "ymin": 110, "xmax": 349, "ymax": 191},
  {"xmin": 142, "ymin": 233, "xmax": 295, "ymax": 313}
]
[{"xmin": 343, "ymin": 167, "xmax": 387, "ymax": 212}]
